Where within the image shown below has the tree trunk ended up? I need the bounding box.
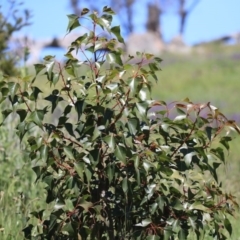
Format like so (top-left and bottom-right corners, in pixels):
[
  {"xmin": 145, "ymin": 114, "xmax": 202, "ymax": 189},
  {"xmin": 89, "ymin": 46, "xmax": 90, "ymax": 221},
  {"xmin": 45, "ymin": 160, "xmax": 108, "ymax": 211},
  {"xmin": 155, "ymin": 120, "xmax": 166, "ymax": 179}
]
[
  {"xmin": 125, "ymin": 0, "xmax": 134, "ymax": 34},
  {"xmin": 146, "ymin": 3, "xmax": 162, "ymax": 40},
  {"xmin": 179, "ymin": 0, "xmax": 187, "ymax": 36}
]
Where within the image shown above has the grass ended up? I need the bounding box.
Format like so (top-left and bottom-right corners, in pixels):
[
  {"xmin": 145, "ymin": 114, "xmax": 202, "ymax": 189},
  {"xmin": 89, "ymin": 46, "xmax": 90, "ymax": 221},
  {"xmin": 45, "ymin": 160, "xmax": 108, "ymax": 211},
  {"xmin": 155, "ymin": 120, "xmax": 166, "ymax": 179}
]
[
  {"xmin": 1, "ymin": 42, "xmax": 240, "ymax": 239},
  {"xmin": 152, "ymin": 44, "xmax": 240, "ymax": 119}
]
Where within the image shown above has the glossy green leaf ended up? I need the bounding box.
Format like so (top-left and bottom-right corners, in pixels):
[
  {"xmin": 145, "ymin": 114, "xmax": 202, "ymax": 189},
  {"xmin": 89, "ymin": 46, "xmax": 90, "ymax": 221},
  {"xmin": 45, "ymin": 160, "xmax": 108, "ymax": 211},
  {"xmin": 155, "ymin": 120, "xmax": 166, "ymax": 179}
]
[
  {"xmin": 34, "ymin": 63, "xmax": 45, "ymax": 75},
  {"xmin": 62, "ymin": 223, "xmax": 75, "ymax": 236},
  {"xmin": 66, "ymin": 14, "xmax": 80, "ymax": 32},
  {"xmin": 44, "ymin": 123, "xmax": 56, "ymax": 135},
  {"xmin": 164, "ymin": 227, "xmax": 174, "ymax": 240},
  {"xmin": 205, "ymin": 126, "xmax": 212, "ymax": 141},
  {"xmin": 157, "ymin": 196, "xmax": 166, "ymax": 212},
  {"xmin": 79, "ymin": 199, "xmax": 93, "ymax": 211},
  {"xmin": 139, "ymin": 85, "xmax": 149, "ymax": 101},
  {"xmin": 184, "ymin": 152, "xmax": 196, "ymax": 167},
  {"xmin": 149, "ymin": 62, "xmax": 160, "ymax": 72},
  {"xmin": 1, "ymin": 109, "xmax": 12, "ymax": 121},
  {"xmin": 127, "ymin": 117, "xmax": 139, "ymax": 135},
  {"xmin": 172, "ymin": 198, "xmax": 183, "ymax": 210},
  {"xmin": 220, "ymin": 136, "xmax": 231, "ymax": 151},
  {"xmin": 16, "ymin": 109, "xmax": 28, "ymax": 122},
  {"xmin": 172, "ymin": 219, "xmax": 180, "ymax": 231},
  {"xmin": 89, "ymin": 149, "xmax": 100, "ymax": 167},
  {"xmin": 74, "ymin": 162, "xmax": 84, "ymax": 180},
  {"xmin": 106, "ymin": 82, "xmax": 118, "ymax": 92},
  {"xmin": 64, "ymin": 123, "xmax": 76, "ymax": 137},
  {"xmin": 122, "ymin": 177, "xmax": 128, "ymax": 193},
  {"xmin": 136, "ymin": 102, "xmax": 148, "ymax": 117},
  {"xmin": 107, "ymin": 163, "xmax": 114, "ymax": 183},
  {"xmin": 189, "ymin": 202, "xmax": 209, "ymax": 212},
  {"xmin": 188, "ymin": 216, "xmax": 196, "ymax": 229},
  {"xmin": 64, "ymin": 146, "xmax": 74, "ymax": 160},
  {"xmin": 114, "ymin": 145, "xmax": 126, "ymax": 163},
  {"xmin": 143, "ymin": 160, "xmax": 156, "ymax": 172},
  {"xmin": 43, "ymin": 55, "xmax": 55, "ymax": 61},
  {"xmin": 45, "ymin": 61, "xmax": 55, "ymax": 77},
  {"xmin": 65, "ymin": 64, "xmax": 75, "ymax": 76},
  {"xmin": 8, "ymin": 82, "xmax": 19, "ymax": 99},
  {"xmin": 174, "ymin": 114, "xmax": 187, "ymax": 121},
  {"xmin": 28, "ymin": 110, "xmax": 44, "ymax": 126},
  {"xmin": 91, "ymin": 127, "xmax": 101, "ymax": 141},
  {"xmin": 224, "ymin": 218, "xmax": 232, "ymax": 235},
  {"xmin": 103, "ymin": 6, "xmax": 115, "ymax": 14},
  {"xmin": 84, "ymin": 165, "xmax": 92, "ymax": 184},
  {"xmin": 40, "ymin": 145, "xmax": 48, "ymax": 161},
  {"xmin": 129, "ymin": 77, "xmax": 138, "ymax": 95},
  {"xmin": 30, "ymin": 210, "xmax": 44, "ymax": 220},
  {"xmin": 57, "ymin": 116, "xmax": 68, "ymax": 127},
  {"xmin": 210, "ymin": 147, "xmax": 225, "ymax": 162},
  {"xmin": 16, "ymin": 122, "xmax": 28, "ymax": 141},
  {"xmin": 1, "ymin": 87, "xmax": 9, "ymax": 101},
  {"xmin": 106, "ymin": 52, "xmax": 123, "ymax": 66},
  {"xmin": 135, "ymin": 218, "xmax": 151, "ymax": 227},
  {"xmin": 22, "ymin": 224, "xmax": 33, "ymax": 239},
  {"xmin": 73, "ymin": 33, "xmax": 88, "ymax": 46},
  {"xmin": 81, "ymin": 8, "xmax": 90, "ymax": 16},
  {"xmin": 75, "ymin": 100, "xmax": 86, "ymax": 120},
  {"xmin": 111, "ymin": 26, "xmax": 124, "ymax": 43},
  {"xmin": 98, "ymin": 16, "xmax": 111, "ymax": 32},
  {"xmin": 178, "ymin": 228, "xmax": 187, "ymax": 240},
  {"xmin": 52, "ymin": 73, "xmax": 60, "ymax": 85},
  {"xmin": 30, "ymin": 86, "xmax": 42, "ymax": 101},
  {"xmin": 103, "ymin": 134, "xmax": 115, "ymax": 150},
  {"xmin": 63, "ymin": 105, "xmax": 72, "ymax": 116},
  {"xmin": 150, "ymin": 203, "xmax": 158, "ymax": 214}
]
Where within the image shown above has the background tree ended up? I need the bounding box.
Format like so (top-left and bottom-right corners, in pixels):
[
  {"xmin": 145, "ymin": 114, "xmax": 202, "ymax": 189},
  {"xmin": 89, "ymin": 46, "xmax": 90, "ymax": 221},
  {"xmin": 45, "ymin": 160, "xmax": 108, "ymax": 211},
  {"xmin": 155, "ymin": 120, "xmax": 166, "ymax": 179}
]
[
  {"xmin": 0, "ymin": 0, "xmax": 31, "ymax": 76},
  {"xmin": 146, "ymin": 2, "xmax": 162, "ymax": 38},
  {"xmin": 168, "ymin": 0, "xmax": 201, "ymax": 37},
  {"xmin": 110, "ymin": 0, "xmax": 135, "ymax": 35}
]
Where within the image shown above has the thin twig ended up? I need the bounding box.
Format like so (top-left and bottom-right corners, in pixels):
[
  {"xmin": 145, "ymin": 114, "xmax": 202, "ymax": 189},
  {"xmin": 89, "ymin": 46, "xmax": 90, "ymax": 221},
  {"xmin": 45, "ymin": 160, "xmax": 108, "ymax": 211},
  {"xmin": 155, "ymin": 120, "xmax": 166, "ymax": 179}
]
[{"xmin": 58, "ymin": 62, "xmax": 75, "ymax": 105}]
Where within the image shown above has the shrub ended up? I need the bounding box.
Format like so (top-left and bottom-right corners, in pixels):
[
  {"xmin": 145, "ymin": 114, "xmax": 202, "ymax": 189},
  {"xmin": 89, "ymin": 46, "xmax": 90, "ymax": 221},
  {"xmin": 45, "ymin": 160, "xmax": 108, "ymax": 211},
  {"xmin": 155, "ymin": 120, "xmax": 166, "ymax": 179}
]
[{"xmin": 0, "ymin": 7, "xmax": 239, "ymax": 239}]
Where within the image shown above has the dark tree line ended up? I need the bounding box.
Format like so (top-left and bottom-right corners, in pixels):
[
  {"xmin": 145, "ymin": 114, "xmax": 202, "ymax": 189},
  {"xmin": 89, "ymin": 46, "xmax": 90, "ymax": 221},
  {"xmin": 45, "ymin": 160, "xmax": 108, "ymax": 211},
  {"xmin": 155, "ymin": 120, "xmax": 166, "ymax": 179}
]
[{"xmin": 69, "ymin": 0, "xmax": 201, "ymax": 41}]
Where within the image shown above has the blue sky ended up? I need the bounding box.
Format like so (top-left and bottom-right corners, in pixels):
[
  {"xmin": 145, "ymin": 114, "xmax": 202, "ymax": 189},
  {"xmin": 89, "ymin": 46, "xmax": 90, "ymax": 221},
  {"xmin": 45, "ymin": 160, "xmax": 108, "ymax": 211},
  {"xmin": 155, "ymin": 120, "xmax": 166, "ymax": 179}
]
[{"xmin": 7, "ymin": 0, "xmax": 240, "ymax": 45}]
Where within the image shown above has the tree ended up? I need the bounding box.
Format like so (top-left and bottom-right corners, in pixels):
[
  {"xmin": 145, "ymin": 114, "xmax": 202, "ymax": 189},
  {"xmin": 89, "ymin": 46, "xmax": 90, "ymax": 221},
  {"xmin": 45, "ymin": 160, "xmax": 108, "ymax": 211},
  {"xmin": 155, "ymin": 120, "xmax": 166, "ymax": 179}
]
[
  {"xmin": 0, "ymin": 0, "xmax": 31, "ymax": 76},
  {"xmin": 1, "ymin": 6, "xmax": 239, "ymax": 239},
  {"xmin": 173, "ymin": 0, "xmax": 201, "ymax": 36},
  {"xmin": 146, "ymin": 2, "xmax": 162, "ymax": 38}
]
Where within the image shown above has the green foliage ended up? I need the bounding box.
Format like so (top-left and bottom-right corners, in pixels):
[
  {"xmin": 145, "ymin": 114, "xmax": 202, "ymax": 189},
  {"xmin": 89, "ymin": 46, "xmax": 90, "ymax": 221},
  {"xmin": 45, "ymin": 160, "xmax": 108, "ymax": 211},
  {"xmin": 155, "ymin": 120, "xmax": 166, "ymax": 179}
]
[
  {"xmin": 0, "ymin": 6, "xmax": 239, "ymax": 239},
  {"xmin": 0, "ymin": 119, "xmax": 47, "ymax": 239},
  {"xmin": 0, "ymin": 0, "xmax": 31, "ymax": 76}
]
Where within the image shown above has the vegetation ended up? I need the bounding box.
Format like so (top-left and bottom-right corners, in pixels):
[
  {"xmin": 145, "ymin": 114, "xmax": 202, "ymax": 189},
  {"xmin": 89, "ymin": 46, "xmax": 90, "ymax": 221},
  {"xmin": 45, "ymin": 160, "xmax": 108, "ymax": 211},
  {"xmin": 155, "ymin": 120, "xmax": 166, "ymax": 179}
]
[
  {"xmin": 0, "ymin": 0, "xmax": 31, "ymax": 76},
  {"xmin": 0, "ymin": 6, "xmax": 240, "ymax": 240}
]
